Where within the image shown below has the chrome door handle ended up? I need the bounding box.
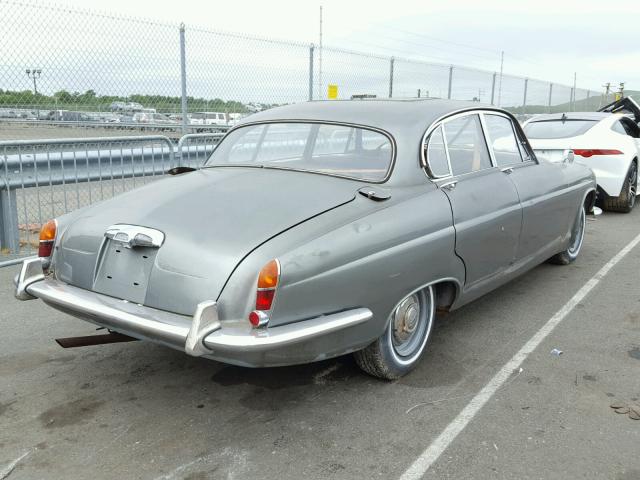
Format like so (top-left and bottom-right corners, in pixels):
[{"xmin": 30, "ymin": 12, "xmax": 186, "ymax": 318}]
[
  {"xmin": 440, "ymin": 180, "xmax": 458, "ymax": 191},
  {"xmin": 501, "ymin": 167, "xmax": 514, "ymax": 174}
]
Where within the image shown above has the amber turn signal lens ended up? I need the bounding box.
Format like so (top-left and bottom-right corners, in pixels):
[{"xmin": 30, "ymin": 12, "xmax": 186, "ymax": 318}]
[
  {"xmin": 257, "ymin": 259, "xmax": 280, "ymax": 289},
  {"xmin": 39, "ymin": 219, "xmax": 57, "ymax": 242},
  {"xmin": 38, "ymin": 219, "xmax": 57, "ymax": 258}
]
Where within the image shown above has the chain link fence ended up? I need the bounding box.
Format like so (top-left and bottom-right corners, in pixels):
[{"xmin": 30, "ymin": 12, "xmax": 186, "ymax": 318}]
[
  {"xmin": 1, "ymin": 0, "xmax": 615, "ymax": 143},
  {"xmin": 0, "ymin": 0, "xmax": 621, "ymax": 263}
]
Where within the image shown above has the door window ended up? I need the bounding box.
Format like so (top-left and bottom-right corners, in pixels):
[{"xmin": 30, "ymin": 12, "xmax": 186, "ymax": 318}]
[
  {"xmin": 443, "ymin": 114, "xmax": 492, "ymax": 176},
  {"xmin": 424, "ymin": 125, "xmax": 450, "ymax": 177},
  {"xmin": 484, "ymin": 115, "xmax": 524, "ymax": 167}
]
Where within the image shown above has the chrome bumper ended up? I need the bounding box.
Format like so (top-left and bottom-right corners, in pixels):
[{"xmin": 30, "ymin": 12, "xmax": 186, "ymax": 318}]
[{"xmin": 14, "ymin": 258, "xmax": 373, "ymax": 366}]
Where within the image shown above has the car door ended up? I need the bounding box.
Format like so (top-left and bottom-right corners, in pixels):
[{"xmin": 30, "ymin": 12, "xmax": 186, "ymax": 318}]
[
  {"xmin": 425, "ymin": 112, "xmax": 522, "ymax": 290},
  {"xmin": 482, "ymin": 112, "xmax": 573, "ymax": 263}
]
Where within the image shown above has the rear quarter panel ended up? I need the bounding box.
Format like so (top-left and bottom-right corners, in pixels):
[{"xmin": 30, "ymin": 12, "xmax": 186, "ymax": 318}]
[{"xmin": 217, "ymin": 184, "xmax": 463, "ymax": 350}]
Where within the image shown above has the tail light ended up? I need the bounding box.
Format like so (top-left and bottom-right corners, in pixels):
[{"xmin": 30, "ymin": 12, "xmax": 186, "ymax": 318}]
[
  {"xmin": 38, "ymin": 219, "xmax": 57, "ymax": 258},
  {"xmin": 248, "ymin": 259, "xmax": 280, "ymax": 328},
  {"xmin": 573, "ymin": 149, "xmax": 623, "ymax": 158}
]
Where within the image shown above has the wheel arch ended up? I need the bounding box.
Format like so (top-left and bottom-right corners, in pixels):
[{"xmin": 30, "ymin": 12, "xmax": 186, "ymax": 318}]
[
  {"xmin": 583, "ymin": 188, "xmax": 597, "ymax": 213},
  {"xmin": 387, "ymin": 277, "xmax": 462, "ymax": 322}
]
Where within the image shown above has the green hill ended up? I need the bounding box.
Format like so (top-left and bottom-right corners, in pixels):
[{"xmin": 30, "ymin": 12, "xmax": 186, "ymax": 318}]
[{"xmin": 508, "ymin": 90, "xmax": 640, "ymax": 115}]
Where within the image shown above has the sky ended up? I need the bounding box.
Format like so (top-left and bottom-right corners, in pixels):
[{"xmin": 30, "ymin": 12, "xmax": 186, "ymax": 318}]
[{"xmin": 69, "ymin": 0, "xmax": 640, "ymax": 92}]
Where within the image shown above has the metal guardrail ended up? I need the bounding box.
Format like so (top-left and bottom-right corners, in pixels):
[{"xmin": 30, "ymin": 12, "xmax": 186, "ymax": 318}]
[
  {"xmin": 177, "ymin": 133, "xmax": 224, "ymax": 168},
  {"xmin": 0, "ymin": 118, "xmax": 231, "ymax": 136},
  {"xmin": 0, "ymin": 133, "xmax": 223, "ymax": 260}
]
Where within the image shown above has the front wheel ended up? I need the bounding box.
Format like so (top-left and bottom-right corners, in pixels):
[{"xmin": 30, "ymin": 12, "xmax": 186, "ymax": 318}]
[
  {"xmin": 549, "ymin": 204, "xmax": 586, "ymax": 265},
  {"xmin": 354, "ymin": 286, "xmax": 435, "ymax": 380}
]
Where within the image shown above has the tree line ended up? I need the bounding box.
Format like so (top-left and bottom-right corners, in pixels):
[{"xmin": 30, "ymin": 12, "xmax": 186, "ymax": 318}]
[{"xmin": 0, "ymin": 89, "xmax": 265, "ymax": 113}]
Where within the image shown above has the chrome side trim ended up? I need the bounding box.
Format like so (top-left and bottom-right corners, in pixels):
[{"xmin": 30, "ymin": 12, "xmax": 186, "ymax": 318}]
[{"xmin": 14, "ymin": 257, "xmax": 45, "ymax": 300}]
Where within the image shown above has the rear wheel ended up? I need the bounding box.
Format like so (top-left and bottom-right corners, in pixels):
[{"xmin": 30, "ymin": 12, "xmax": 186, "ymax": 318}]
[
  {"xmin": 549, "ymin": 204, "xmax": 586, "ymax": 265},
  {"xmin": 603, "ymin": 161, "xmax": 637, "ymax": 213},
  {"xmin": 354, "ymin": 286, "xmax": 435, "ymax": 380}
]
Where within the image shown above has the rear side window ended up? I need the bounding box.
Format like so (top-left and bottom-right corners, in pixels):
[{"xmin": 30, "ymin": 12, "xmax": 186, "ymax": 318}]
[
  {"xmin": 618, "ymin": 118, "xmax": 640, "ymax": 138},
  {"xmin": 443, "ymin": 114, "xmax": 492, "ymax": 176},
  {"xmin": 484, "ymin": 115, "xmax": 523, "ymax": 167},
  {"xmin": 611, "ymin": 121, "xmax": 627, "ymax": 135},
  {"xmin": 524, "ymin": 120, "xmax": 597, "ymax": 139},
  {"xmin": 425, "ymin": 126, "xmax": 450, "ymax": 177}
]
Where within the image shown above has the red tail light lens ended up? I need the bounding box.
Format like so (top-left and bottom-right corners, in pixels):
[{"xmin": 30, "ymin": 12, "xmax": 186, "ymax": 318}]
[
  {"xmin": 256, "ymin": 289, "xmax": 276, "ymax": 311},
  {"xmin": 573, "ymin": 149, "xmax": 623, "ymax": 158},
  {"xmin": 38, "ymin": 219, "xmax": 57, "ymax": 258}
]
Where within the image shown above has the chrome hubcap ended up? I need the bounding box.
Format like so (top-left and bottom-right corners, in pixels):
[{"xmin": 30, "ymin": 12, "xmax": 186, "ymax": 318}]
[
  {"xmin": 628, "ymin": 165, "xmax": 637, "ymax": 207},
  {"xmin": 392, "ymin": 294, "xmax": 424, "ymax": 356}
]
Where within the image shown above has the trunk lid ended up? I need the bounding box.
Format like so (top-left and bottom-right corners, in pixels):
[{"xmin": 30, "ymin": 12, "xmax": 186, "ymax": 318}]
[{"xmin": 56, "ymin": 167, "xmax": 359, "ymax": 315}]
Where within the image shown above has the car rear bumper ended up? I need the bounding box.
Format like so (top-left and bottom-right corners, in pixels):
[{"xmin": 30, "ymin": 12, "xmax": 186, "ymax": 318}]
[
  {"xmin": 14, "ymin": 258, "xmax": 373, "ymax": 367},
  {"xmin": 576, "ymin": 156, "xmax": 632, "ymax": 198}
]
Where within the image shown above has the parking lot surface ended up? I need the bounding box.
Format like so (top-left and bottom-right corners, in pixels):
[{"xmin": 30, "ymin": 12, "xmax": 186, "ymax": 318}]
[{"xmin": 1, "ymin": 209, "xmax": 639, "ymax": 480}]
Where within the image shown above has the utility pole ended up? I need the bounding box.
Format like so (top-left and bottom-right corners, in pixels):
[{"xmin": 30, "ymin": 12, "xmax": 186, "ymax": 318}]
[
  {"xmin": 602, "ymin": 82, "xmax": 611, "ymax": 107},
  {"xmin": 25, "ymin": 68, "xmax": 42, "ymax": 119},
  {"xmin": 318, "ymin": 6, "xmax": 323, "ymax": 100},
  {"xmin": 572, "ymin": 72, "xmax": 577, "ymax": 111},
  {"xmin": 497, "ymin": 51, "xmax": 504, "ymax": 107},
  {"xmin": 25, "ymin": 68, "xmax": 42, "ymax": 95}
]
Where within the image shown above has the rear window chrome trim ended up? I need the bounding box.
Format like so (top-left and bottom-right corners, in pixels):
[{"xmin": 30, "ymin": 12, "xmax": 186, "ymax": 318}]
[{"xmin": 206, "ymin": 119, "xmax": 397, "ymax": 184}]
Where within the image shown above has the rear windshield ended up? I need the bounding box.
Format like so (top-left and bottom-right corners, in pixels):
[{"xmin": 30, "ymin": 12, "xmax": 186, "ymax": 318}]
[
  {"xmin": 524, "ymin": 120, "xmax": 597, "ymax": 139},
  {"xmin": 205, "ymin": 122, "xmax": 393, "ymax": 182}
]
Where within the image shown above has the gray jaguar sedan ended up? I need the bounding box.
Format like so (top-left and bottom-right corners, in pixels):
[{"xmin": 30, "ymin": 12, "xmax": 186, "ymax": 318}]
[{"xmin": 14, "ymin": 99, "xmax": 596, "ymax": 379}]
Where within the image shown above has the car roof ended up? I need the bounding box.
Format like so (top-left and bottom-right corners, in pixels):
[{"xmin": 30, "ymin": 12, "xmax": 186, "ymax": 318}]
[{"xmin": 242, "ymin": 98, "xmax": 496, "ymax": 134}]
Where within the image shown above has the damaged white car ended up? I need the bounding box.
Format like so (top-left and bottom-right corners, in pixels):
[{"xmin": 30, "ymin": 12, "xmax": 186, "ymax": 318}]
[{"xmin": 524, "ymin": 97, "xmax": 640, "ymax": 212}]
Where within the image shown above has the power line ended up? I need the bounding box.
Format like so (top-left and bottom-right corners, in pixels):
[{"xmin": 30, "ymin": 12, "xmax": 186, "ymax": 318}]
[
  {"xmin": 339, "ymin": 37, "xmax": 496, "ymax": 69},
  {"xmin": 381, "ymin": 25, "xmax": 500, "ymax": 55}
]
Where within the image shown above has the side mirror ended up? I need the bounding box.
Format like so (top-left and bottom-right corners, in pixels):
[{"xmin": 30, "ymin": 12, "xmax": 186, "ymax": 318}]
[{"xmin": 562, "ymin": 149, "xmax": 575, "ymax": 164}]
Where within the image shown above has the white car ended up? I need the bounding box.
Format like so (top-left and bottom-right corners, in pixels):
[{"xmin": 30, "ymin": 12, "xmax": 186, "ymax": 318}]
[
  {"xmin": 523, "ymin": 97, "xmax": 640, "ymax": 212},
  {"xmin": 190, "ymin": 112, "xmax": 228, "ymax": 126}
]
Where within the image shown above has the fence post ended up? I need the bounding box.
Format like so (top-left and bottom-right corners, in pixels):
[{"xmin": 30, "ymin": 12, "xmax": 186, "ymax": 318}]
[
  {"xmin": 548, "ymin": 83, "xmax": 553, "ymax": 113},
  {"xmin": 570, "ymin": 88, "xmax": 575, "ymax": 112},
  {"xmin": 0, "ymin": 188, "xmax": 20, "ymax": 253},
  {"xmin": 522, "ymin": 78, "xmax": 528, "ymax": 115},
  {"xmin": 179, "ymin": 23, "xmax": 189, "ymax": 137},
  {"xmin": 490, "ymin": 73, "xmax": 496, "ymax": 105},
  {"xmin": 447, "ymin": 66, "xmax": 453, "ymax": 99},
  {"xmin": 308, "ymin": 44, "xmax": 315, "ymax": 101},
  {"xmin": 388, "ymin": 57, "xmax": 395, "ymax": 98}
]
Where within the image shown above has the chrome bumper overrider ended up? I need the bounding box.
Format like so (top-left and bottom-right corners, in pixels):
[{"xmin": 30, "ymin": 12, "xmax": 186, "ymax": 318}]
[{"xmin": 14, "ymin": 258, "xmax": 373, "ymax": 363}]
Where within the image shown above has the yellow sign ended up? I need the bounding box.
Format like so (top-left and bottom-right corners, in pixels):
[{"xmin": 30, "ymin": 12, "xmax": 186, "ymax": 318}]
[
  {"xmin": 615, "ymin": 92, "xmax": 622, "ymax": 101},
  {"xmin": 327, "ymin": 84, "xmax": 338, "ymax": 100}
]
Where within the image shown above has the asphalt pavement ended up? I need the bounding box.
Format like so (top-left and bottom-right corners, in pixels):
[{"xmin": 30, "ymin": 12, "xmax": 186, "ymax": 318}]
[{"xmin": 1, "ymin": 207, "xmax": 639, "ymax": 480}]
